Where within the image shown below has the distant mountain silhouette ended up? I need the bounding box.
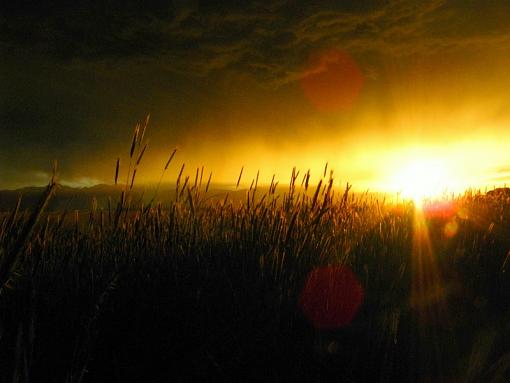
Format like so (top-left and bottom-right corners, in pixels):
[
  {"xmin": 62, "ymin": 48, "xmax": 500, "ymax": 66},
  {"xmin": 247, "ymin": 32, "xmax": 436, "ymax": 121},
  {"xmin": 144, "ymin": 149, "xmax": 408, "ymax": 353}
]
[
  {"xmin": 0, "ymin": 183, "xmax": 247, "ymax": 212},
  {"xmin": 0, "ymin": 182, "xmax": 395, "ymax": 212},
  {"xmin": 0, "ymin": 184, "xmax": 122, "ymax": 212}
]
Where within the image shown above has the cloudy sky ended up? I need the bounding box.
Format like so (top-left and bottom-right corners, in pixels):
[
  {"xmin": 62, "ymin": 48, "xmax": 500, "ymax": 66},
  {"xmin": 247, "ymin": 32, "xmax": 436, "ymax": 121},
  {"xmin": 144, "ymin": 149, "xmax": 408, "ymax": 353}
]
[{"xmin": 2, "ymin": 1, "xmax": 510, "ymax": 190}]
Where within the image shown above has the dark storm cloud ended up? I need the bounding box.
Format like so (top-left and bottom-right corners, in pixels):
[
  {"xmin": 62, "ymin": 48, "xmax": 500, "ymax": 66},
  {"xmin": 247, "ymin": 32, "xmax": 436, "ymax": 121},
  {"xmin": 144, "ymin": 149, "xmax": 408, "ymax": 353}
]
[
  {"xmin": 3, "ymin": 0, "xmax": 510, "ymax": 189},
  {"xmin": 3, "ymin": 1, "xmax": 510, "ymax": 86}
]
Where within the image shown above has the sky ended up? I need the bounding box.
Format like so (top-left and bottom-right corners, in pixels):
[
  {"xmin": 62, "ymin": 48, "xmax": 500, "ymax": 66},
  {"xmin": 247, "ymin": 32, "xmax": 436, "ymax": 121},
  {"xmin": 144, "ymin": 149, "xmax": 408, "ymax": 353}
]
[{"xmin": 2, "ymin": 1, "xmax": 510, "ymax": 192}]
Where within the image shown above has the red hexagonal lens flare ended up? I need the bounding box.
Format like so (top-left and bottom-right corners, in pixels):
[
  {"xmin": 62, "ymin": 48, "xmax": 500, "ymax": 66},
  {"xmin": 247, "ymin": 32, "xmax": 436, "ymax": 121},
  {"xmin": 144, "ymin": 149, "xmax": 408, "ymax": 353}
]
[
  {"xmin": 299, "ymin": 265, "xmax": 364, "ymax": 329},
  {"xmin": 300, "ymin": 48, "xmax": 364, "ymax": 112}
]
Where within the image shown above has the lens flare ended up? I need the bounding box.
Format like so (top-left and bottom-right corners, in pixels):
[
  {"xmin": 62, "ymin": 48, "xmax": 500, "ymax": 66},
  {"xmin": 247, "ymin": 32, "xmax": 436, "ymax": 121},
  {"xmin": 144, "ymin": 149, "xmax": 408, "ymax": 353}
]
[
  {"xmin": 299, "ymin": 265, "xmax": 364, "ymax": 329},
  {"xmin": 300, "ymin": 49, "xmax": 364, "ymax": 112},
  {"xmin": 444, "ymin": 219, "xmax": 459, "ymax": 238},
  {"xmin": 409, "ymin": 203, "xmax": 455, "ymax": 378}
]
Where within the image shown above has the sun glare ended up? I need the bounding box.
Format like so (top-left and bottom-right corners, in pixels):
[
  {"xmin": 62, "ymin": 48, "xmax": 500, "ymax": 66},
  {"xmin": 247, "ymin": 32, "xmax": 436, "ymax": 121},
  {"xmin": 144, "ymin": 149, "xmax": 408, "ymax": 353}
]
[
  {"xmin": 374, "ymin": 139, "xmax": 510, "ymax": 203},
  {"xmin": 390, "ymin": 158, "xmax": 450, "ymax": 205}
]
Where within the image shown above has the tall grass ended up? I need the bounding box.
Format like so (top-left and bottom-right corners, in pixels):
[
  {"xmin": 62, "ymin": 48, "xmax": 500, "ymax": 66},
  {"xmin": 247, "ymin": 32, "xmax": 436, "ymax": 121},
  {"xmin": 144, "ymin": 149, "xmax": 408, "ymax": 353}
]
[{"xmin": 1, "ymin": 119, "xmax": 509, "ymax": 382}]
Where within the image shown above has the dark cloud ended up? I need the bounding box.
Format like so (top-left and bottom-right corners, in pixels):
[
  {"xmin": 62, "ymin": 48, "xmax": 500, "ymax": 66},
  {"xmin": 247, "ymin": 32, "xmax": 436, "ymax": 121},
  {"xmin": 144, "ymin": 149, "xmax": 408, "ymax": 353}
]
[
  {"xmin": 3, "ymin": 1, "xmax": 510, "ymax": 86},
  {"xmin": 2, "ymin": 1, "xmax": 510, "ymax": 188}
]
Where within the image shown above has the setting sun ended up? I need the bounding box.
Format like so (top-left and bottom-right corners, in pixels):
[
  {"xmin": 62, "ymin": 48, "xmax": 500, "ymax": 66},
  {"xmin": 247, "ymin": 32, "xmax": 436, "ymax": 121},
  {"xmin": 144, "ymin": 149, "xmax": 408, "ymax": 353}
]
[
  {"xmin": 388, "ymin": 157, "xmax": 451, "ymax": 204},
  {"xmin": 365, "ymin": 139, "xmax": 510, "ymax": 203}
]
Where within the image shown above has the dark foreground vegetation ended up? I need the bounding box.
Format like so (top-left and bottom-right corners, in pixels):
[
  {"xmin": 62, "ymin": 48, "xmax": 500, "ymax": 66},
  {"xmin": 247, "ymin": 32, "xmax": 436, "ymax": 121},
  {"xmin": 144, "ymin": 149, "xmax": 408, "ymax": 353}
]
[
  {"xmin": 1, "ymin": 175, "xmax": 510, "ymax": 383},
  {"xmin": 1, "ymin": 122, "xmax": 510, "ymax": 382}
]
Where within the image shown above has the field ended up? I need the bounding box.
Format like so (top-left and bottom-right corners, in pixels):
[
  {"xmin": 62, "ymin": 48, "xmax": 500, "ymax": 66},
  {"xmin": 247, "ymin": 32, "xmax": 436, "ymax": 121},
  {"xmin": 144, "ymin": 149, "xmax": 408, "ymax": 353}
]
[{"xmin": 1, "ymin": 170, "xmax": 510, "ymax": 382}]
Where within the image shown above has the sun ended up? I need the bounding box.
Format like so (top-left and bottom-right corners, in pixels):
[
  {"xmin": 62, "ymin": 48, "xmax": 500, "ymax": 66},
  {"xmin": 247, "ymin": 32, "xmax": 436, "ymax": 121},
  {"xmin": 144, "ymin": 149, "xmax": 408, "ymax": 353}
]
[{"xmin": 390, "ymin": 157, "xmax": 450, "ymax": 205}]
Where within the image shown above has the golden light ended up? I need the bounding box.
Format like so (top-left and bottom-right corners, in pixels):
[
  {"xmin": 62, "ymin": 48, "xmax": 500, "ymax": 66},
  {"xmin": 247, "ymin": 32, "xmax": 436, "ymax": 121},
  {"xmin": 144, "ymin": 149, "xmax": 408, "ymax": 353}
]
[
  {"xmin": 373, "ymin": 139, "xmax": 510, "ymax": 205},
  {"xmin": 388, "ymin": 157, "xmax": 452, "ymax": 205}
]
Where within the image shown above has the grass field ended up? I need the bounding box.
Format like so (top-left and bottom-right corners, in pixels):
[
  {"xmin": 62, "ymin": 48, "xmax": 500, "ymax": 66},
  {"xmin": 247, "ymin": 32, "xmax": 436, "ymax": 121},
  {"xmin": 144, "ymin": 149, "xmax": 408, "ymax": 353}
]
[
  {"xmin": 1, "ymin": 126, "xmax": 510, "ymax": 382},
  {"xmin": 1, "ymin": 171, "xmax": 510, "ymax": 382}
]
